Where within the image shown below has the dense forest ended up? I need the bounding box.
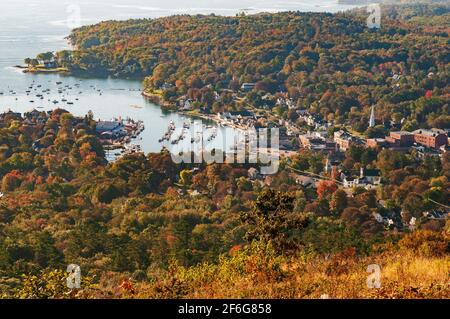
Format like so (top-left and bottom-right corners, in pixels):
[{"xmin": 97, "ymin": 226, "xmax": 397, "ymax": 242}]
[
  {"xmin": 6, "ymin": 3, "xmax": 449, "ymax": 298},
  {"xmin": 48, "ymin": 3, "xmax": 450, "ymax": 131}
]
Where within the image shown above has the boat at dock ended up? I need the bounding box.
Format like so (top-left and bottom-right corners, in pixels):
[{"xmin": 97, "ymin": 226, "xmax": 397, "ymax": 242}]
[
  {"xmin": 207, "ymin": 127, "xmax": 218, "ymax": 142},
  {"xmin": 121, "ymin": 143, "xmax": 142, "ymax": 155},
  {"xmin": 159, "ymin": 121, "xmax": 176, "ymax": 143}
]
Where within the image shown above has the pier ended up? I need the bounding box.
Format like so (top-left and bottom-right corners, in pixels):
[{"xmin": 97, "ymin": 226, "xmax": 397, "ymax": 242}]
[{"xmin": 99, "ymin": 117, "xmax": 145, "ymax": 160}]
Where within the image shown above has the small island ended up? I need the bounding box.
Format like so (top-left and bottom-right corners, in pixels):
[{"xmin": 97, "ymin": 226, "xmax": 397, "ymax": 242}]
[{"xmin": 17, "ymin": 51, "xmax": 70, "ymax": 74}]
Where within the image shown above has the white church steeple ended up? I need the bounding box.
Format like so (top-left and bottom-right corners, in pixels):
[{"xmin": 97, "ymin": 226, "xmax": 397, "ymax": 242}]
[{"xmin": 369, "ymin": 105, "xmax": 375, "ymax": 127}]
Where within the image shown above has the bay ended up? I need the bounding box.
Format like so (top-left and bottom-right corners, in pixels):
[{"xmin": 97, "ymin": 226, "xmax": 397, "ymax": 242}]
[{"xmin": 0, "ymin": 0, "xmax": 359, "ymax": 154}]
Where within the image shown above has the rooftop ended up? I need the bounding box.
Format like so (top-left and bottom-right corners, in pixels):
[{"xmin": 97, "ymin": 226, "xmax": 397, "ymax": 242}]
[
  {"xmin": 413, "ymin": 129, "xmax": 447, "ymax": 137},
  {"xmin": 96, "ymin": 121, "xmax": 122, "ymax": 131},
  {"xmin": 363, "ymin": 169, "xmax": 381, "ymax": 177},
  {"xmin": 390, "ymin": 131, "xmax": 413, "ymax": 136},
  {"xmin": 229, "ymin": 110, "xmax": 254, "ymax": 117}
]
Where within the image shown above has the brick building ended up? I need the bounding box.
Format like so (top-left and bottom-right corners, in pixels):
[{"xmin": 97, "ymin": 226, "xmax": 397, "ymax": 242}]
[
  {"xmin": 299, "ymin": 133, "xmax": 336, "ymax": 152},
  {"xmin": 334, "ymin": 130, "xmax": 353, "ymax": 151},
  {"xmin": 386, "ymin": 131, "xmax": 415, "ymax": 147},
  {"xmin": 412, "ymin": 129, "xmax": 448, "ymax": 149},
  {"xmin": 366, "ymin": 138, "xmax": 387, "ymax": 148}
]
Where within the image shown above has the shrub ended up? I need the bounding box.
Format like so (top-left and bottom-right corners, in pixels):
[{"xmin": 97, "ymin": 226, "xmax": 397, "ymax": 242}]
[{"xmin": 398, "ymin": 230, "xmax": 449, "ymax": 257}]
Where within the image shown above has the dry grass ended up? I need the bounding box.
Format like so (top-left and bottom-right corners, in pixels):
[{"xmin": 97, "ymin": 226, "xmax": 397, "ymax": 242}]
[{"xmin": 110, "ymin": 245, "xmax": 450, "ymax": 299}]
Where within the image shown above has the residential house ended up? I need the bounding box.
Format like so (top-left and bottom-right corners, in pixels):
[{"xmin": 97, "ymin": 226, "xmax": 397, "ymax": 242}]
[
  {"xmin": 342, "ymin": 173, "xmax": 359, "ymax": 188},
  {"xmin": 276, "ymin": 97, "xmax": 295, "ymax": 109},
  {"xmin": 179, "ymin": 98, "xmax": 193, "ymax": 111},
  {"xmin": 240, "ymin": 83, "xmax": 256, "ymax": 91},
  {"xmin": 422, "ymin": 209, "xmax": 448, "ymax": 220},
  {"xmin": 291, "ymin": 174, "xmax": 316, "ymax": 188},
  {"xmin": 296, "ymin": 109, "xmax": 309, "ymax": 117},
  {"xmin": 324, "ymin": 156, "xmax": 342, "ymax": 174},
  {"xmin": 297, "ymin": 112, "xmax": 330, "ymax": 131},
  {"xmin": 161, "ymin": 83, "xmax": 173, "ymax": 90},
  {"xmin": 43, "ymin": 61, "xmax": 57, "ymax": 69},
  {"xmin": 341, "ymin": 168, "xmax": 381, "ymax": 188}
]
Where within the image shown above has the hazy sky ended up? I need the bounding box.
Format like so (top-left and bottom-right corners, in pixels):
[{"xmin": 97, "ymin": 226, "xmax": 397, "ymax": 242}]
[
  {"xmin": 4, "ymin": 0, "xmax": 355, "ymax": 14},
  {"xmin": 1, "ymin": 0, "xmax": 362, "ymax": 30},
  {"xmin": 8, "ymin": 0, "xmax": 340, "ymax": 8}
]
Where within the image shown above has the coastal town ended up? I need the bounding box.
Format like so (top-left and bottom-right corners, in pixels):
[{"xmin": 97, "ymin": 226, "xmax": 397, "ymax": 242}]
[
  {"xmin": 0, "ymin": 2, "xmax": 449, "ymax": 300},
  {"xmin": 2, "ymin": 62, "xmax": 447, "ymax": 242},
  {"xmin": 146, "ymin": 81, "xmax": 450, "ymax": 162},
  {"xmin": 14, "ymin": 48, "xmax": 449, "ymax": 175},
  {"xmin": 140, "ymin": 80, "xmax": 450, "ymax": 231},
  {"xmin": 6, "ymin": 102, "xmax": 446, "ymax": 234}
]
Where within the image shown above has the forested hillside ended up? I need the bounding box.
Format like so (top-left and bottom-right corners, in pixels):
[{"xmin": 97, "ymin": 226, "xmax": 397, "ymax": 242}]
[{"xmin": 52, "ymin": 4, "xmax": 450, "ymax": 130}]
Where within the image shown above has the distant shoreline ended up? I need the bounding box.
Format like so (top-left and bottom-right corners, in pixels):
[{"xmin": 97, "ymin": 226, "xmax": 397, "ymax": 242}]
[
  {"xmin": 141, "ymin": 90, "xmax": 175, "ymax": 110},
  {"xmin": 141, "ymin": 91, "xmax": 253, "ymax": 132},
  {"xmin": 15, "ymin": 65, "xmax": 70, "ymax": 74}
]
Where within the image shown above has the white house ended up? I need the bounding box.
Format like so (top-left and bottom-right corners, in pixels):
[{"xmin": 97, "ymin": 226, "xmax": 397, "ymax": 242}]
[
  {"xmin": 293, "ymin": 175, "xmax": 315, "ymax": 188},
  {"xmin": 241, "ymin": 83, "xmax": 256, "ymax": 91},
  {"xmin": 341, "ymin": 168, "xmax": 381, "ymax": 189},
  {"xmin": 183, "ymin": 99, "xmax": 193, "ymax": 110},
  {"xmin": 343, "ymin": 176, "xmax": 360, "ymax": 188}
]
